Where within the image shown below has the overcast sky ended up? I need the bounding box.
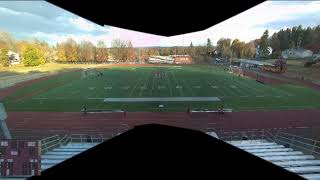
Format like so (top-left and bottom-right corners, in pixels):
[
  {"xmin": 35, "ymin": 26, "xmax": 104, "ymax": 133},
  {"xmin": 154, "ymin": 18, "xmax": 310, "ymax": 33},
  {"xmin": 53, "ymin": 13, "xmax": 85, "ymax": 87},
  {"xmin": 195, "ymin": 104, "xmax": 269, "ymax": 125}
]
[{"xmin": 0, "ymin": 1, "xmax": 319, "ymax": 47}]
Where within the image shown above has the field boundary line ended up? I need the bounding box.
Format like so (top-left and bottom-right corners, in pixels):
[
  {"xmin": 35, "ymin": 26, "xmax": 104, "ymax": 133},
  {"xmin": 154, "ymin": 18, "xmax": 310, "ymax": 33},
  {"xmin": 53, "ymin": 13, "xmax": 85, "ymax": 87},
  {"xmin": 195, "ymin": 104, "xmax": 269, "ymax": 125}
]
[
  {"xmin": 139, "ymin": 71, "xmax": 152, "ymax": 97},
  {"xmin": 150, "ymin": 70, "xmax": 156, "ymax": 96},
  {"xmin": 129, "ymin": 71, "xmax": 147, "ymax": 97},
  {"xmin": 171, "ymin": 71, "xmax": 183, "ymax": 96},
  {"xmin": 167, "ymin": 71, "xmax": 173, "ymax": 97}
]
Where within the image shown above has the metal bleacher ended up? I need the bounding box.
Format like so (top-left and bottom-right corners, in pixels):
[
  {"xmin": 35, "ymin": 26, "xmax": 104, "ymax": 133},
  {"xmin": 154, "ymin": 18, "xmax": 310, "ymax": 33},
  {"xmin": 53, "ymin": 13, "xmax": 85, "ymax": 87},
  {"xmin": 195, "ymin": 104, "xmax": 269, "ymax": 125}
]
[
  {"xmin": 39, "ymin": 133, "xmax": 113, "ymax": 171},
  {"xmin": 217, "ymin": 130, "xmax": 320, "ymax": 180}
]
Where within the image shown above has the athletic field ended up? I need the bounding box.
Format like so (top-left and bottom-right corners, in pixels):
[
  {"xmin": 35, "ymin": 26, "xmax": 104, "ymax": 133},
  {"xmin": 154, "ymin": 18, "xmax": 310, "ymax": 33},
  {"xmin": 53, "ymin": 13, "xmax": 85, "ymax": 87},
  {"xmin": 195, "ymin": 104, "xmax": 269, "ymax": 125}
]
[{"xmin": 2, "ymin": 65, "xmax": 320, "ymax": 111}]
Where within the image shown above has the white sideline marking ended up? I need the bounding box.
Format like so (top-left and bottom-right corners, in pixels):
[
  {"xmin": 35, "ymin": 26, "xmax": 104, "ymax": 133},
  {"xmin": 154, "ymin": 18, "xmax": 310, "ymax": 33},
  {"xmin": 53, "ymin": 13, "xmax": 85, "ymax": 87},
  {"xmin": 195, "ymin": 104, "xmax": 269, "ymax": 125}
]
[
  {"xmin": 88, "ymin": 87, "xmax": 96, "ymax": 90},
  {"xmin": 121, "ymin": 86, "xmax": 130, "ymax": 90},
  {"xmin": 33, "ymin": 97, "xmax": 48, "ymax": 100},
  {"xmin": 104, "ymin": 87, "xmax": 112, "ymax": 90},
  {"xmin": 87, "ymin": 98, "xmax": 104, "ymax": 100}
]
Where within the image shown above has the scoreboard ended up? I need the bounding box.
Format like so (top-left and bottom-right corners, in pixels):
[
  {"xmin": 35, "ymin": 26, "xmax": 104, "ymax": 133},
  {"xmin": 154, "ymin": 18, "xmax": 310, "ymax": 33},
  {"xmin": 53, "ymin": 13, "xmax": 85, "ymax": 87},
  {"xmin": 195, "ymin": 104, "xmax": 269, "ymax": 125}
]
[{"xmin": 0, "ymin": 140, "xmax": 41, "ymax": 177}]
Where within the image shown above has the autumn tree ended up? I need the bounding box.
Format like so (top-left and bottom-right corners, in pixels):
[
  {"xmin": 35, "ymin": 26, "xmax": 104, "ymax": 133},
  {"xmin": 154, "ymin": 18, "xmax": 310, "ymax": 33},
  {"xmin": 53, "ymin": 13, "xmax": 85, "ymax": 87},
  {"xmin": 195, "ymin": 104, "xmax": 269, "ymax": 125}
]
[
  {"xmin": 64, "ymin": 38, "xmax": 78, "ymax": 62},
  {"xmin": 0, "ymin": 45, "xmax": 9, "ymax": 67},
  {"xmin": 96, "ymin": 40, "xmax": 108, "ymax": 62},
  {"xmin": 56, "ymin": 43, "xmax": 67, "ymax": 62},
  {"xmin": 127, "ymin": 40, "xmax": 135, "ymax": 61},
  {"xmin": 22, "ymin": 44, "xmax": 45, "ymax": 66},
  {"xmin": 216, "ymin": 38, "xmax": 232, "ymax": 58}
]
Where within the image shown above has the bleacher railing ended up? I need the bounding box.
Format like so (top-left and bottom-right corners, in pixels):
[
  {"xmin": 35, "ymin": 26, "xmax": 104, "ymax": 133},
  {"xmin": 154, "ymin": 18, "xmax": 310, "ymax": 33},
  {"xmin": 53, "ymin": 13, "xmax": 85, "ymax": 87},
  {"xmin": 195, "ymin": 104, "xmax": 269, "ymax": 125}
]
[
  {"xmin": 218, "ymin": 129, "xmax": 320, "ymax": 158},
  {"xmin": 39, "ymin": 129, "xmax": 129, "ymax": 155},
  {"xmin": 40, "ymin": 134, "xmax": 62, "ymax": 155},
  {"xmin": 273, "ymin": 132, "xmax": 320, "ymax": 158}
]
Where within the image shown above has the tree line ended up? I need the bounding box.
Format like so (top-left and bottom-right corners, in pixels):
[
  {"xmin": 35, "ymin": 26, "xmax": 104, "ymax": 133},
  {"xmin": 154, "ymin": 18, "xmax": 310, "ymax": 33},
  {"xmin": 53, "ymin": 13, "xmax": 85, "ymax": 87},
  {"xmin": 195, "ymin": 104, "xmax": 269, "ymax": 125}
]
[
  {"xmin": 1, "ymin": 25, "xmax": 319, "ymax": 67},
  {"xmin": 268, "ymin": 25, "xmax": 320, "ymax": 58}
]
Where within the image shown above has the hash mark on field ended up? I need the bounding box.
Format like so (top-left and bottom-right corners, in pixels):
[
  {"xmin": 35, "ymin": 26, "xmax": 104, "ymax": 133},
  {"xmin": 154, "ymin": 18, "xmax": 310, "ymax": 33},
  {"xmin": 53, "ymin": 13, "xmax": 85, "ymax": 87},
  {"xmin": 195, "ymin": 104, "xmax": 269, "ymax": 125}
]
[
  {"xmin": 256, "ymin": 95, "xmax": 264, "ymax": 97},
  {"xmin": 192, "ymin": 86, "xmax": 201, "ymax": 89},
  {"xmin": 229, "ymin": 85, "xmax": 237, "ymax": 88},
  {"xmin": 33, "ymin": 97, "xmax": 48, "ymax": 100},
  {"xmin": 166, "ymin": 71, "xmax": 173, "ymax": 96},
  {"xmin": 176, "ymin": 85, "xmax": 183, "ymax": 89},
  {"xmin": 158, "ymin": 86, "xmax": 166, "ymax": 89},
  {"xmin": 121, "ymin": 86, "xmax": 130, "ymax": 90},
  {"xmin": 211, "ymin": 86, "xmax": 218, "ymax": 88},
  {"xmin": 139, "ymin": 71, "xmax": 152, "ymax": 97},
  {"xmin": 88, "ymin": 87, "xmax": 96, "ymax": 90},
  {"xmin": 104, "ymin": 87, "xmax": 112, "ymax": 90},
  {"xmin": 130, "ymin": 71, "xmax": 148, "ymax": 97},
  {"xmin": 240, "ymin": 95, "xmax": 248, "ymax": 98},
  {"xmin": 150, "ymin": 71, "xmax": 156, "ymax": 96},
  {"xmin": 171, "ymin": 71, "xmax": 183, "ymax": 96}
]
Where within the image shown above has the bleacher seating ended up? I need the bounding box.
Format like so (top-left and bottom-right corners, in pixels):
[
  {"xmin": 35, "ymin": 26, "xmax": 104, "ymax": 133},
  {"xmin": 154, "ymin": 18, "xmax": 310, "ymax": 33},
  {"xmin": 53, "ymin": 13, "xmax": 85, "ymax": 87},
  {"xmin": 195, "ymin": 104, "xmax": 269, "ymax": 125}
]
[
  {"xmin": 41, "ymin": 143, "xmax": 98, "ymax": 170},
  {"xmin": 228, "ymin": 140, "xmax": 320, "ymax": 180}
]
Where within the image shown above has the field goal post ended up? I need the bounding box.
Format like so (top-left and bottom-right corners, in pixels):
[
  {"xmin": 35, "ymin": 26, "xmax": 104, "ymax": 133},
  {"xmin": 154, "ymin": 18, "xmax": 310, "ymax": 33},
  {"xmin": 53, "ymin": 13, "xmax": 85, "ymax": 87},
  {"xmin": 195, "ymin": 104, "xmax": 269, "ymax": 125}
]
[{"xmin": 82, "ymin": 68, "xmax": 98, "ymax": 79}]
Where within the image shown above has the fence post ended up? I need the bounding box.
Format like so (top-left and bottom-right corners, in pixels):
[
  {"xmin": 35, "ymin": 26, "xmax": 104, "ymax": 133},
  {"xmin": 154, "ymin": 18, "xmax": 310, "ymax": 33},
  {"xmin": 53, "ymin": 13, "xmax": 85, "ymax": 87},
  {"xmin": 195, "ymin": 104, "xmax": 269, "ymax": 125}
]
[
  {"xmin": 311, "ymin": 140, "xmax": 317, "ymax": 155},
  {"xmin": 58, "ymin": 135, "xmax": 62, "ymax": 146},
  {"xmin": 290, "ymin": 135, "xmax": 295, "ymax": 148},
  {"xmin": 44, "ymin": 140, "xmax": 48, "ymax": 153}
]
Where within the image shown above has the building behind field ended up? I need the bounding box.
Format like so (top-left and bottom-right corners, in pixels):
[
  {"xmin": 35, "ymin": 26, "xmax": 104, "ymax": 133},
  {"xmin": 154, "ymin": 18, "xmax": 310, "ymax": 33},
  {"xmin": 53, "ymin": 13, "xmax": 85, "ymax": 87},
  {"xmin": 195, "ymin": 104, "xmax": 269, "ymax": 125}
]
[
  {"xmin": 172, "ymin": 55, "xmax": 193, "ymax": 64},
  {"xmin": 281, "ymin": 48, "xmax": 313, "ymax": 59},
  {"xmin": 148, "ymin": 55, "xmax": 192, "ymax": 64}
]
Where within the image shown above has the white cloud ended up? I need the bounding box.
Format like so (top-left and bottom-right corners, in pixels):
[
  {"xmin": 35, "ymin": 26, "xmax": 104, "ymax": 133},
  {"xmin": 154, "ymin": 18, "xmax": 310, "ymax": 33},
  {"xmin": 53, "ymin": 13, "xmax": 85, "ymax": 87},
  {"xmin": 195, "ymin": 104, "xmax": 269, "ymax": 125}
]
[
  {"xmin": 161, "ymin": 1, "xmax": 320, "ymax": 46},
  {"xmin": 69, "ymin": 17, "xmax": 96, "ymax": 32},
  {"xmin": 0, "ymin": 7, "xmax": 21, "ymax": 16},
  {"xmin": 32, "ymin": 27, "xmax": 163, "ymax": 48},
  {"xmin": 26, "ymin": 1, "xmax": 320, "ymax": 47}
]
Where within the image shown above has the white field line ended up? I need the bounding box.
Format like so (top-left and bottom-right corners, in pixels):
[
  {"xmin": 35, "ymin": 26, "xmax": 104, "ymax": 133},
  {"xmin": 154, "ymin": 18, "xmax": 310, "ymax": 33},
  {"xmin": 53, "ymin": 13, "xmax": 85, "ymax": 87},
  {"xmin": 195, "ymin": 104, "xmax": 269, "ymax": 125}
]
[
  {"xmin": 150, "ymin": 71, "xmax": 157, "ymax": 96},
  {"xmin": 170, "ymin": 71, "xmax": 183, "ymax": 96},
  {"xmin": 166, "ymin": 71, "xmax": 173, "ymax": 97},
  {"xmin": 139, "ymin": 71, "xmax": 151, "ymax": 97},
  {"xmin": 129, "ymin": 72, "xmax": 146, "ymax": 97}
]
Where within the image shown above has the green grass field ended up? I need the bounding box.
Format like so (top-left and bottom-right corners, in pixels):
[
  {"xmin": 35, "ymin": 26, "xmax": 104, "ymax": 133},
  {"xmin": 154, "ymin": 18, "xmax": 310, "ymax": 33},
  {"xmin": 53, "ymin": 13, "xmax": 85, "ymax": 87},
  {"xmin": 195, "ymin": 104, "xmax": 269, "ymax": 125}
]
[{"xmin": 2, "ymin": 65, "xmax": 320, "ymax": 112}]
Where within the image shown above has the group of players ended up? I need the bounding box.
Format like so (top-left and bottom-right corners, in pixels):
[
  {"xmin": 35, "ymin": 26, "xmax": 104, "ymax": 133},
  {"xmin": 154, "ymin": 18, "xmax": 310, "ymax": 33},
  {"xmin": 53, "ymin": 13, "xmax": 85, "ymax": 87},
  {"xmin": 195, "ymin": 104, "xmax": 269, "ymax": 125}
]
[{"xmin": 155, "ymin": 71, "xmax": 168, "ymax": 78}]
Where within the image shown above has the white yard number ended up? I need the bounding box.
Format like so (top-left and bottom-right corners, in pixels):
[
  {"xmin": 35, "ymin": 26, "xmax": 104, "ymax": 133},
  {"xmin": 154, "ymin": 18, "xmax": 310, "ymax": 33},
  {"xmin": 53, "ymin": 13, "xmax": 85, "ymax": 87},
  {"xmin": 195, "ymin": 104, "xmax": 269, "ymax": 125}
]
[
  {"xmin": 0, "ymin": 141, "xmax": 8, "ymax": 146},
  {"xmin": 28, "ymin": 142, "xmax": 36, "ymax": 147}
]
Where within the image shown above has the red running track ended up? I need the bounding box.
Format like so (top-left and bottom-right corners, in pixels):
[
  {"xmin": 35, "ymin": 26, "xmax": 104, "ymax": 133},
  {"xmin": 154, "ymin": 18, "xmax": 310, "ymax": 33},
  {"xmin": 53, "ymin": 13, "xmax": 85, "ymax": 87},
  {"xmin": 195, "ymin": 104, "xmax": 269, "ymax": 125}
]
[{"xmin": 5, "ymin": 109, "xmax": 320, "ymax": 140}]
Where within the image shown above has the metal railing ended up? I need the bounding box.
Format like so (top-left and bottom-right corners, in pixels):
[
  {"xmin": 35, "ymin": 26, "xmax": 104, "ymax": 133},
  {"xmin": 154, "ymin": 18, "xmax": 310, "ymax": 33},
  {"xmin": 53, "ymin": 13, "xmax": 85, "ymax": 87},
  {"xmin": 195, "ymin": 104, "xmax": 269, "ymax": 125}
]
[
  {"xmin": 39, "ymin": 128, "xmax": 128, "ymax": 155},
  {"xmin": 218, "ymin": 129, "xmax": 320, "ymax": 158},
  {"xmin": 40, "ymin": 135, "xmax": 62, "ymax": 155},
  {"xmin": 274, "ymin": 132, "xmax": 320, "ymax": 157},
  {"xmin": 69, "ymin": 134, "xmax": 109, "ymax": 143}
]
